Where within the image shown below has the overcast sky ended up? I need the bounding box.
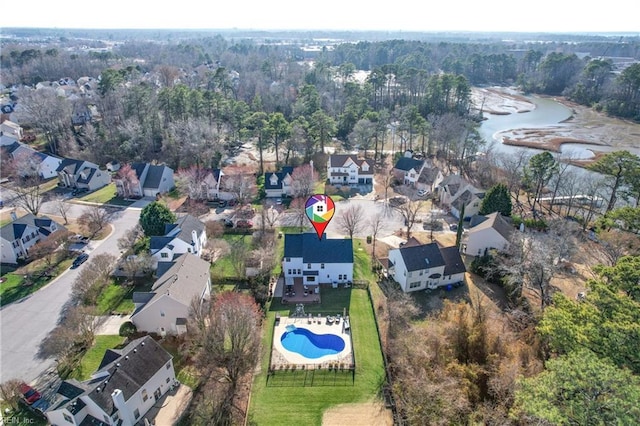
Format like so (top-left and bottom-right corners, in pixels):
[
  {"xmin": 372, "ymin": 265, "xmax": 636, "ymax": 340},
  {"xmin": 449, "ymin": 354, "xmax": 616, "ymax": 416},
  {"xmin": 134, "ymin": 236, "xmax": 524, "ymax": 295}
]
[{"xmin": 2, "ymin": 0, "xmax": 638, "ymax": 33}]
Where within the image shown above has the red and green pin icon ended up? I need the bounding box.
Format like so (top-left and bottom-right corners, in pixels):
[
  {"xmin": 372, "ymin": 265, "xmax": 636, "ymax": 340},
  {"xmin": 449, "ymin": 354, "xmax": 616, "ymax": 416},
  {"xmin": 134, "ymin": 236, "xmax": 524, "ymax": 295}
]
[{"xmin": 305, "ymin": 194, "xmax": 335, "ymax": 240}]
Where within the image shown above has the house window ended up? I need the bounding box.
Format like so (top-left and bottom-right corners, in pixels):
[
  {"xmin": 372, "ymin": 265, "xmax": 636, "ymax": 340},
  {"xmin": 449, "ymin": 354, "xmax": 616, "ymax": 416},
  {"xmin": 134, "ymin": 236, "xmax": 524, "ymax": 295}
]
[
  {"xmin": 409, "ymin": 282, "xmax": 422, "ymax": 289},
  {"xmin": 63, "ymin": 413, "xmax": 73, "ymax": 423},
  {"xmin": 321, "ymin": 263, "xmax": 324, "ymax": 269},
  {"xmin": 307, "ymin": 263, "xmax": 311, "ymax": 269},
  {"xmin": 166, "ymin": 362, "xmax": 171, "ymax": 369},
  {"xmin": 419, "ymin": 271, "xmax": 423, "ymax": 276},
  {"xmin": 166, "ymin": 377, "xmax": 171, "ymax": 383},
  {"xmin": 286, "ymin": 257, "xmax": 290, "ymax": 262},
  {"xmin": 307, "ymin": 276, "xmax": 315, "ymax": 282},
  {"xmin": 288, "ymin": 269, "xmax": 291, "ymax": 275},
  {"xmin": 161, "ymin": 252, "xmax": 168, "ymax": 258},
  {"xmin": 297, "ymin": 269, "xmax": 301, "ymax": 275},
  {"xmin": 142, "ymin": 390, "xmax": 148, "ymax": 402},
  {"xmin": 134, "ymin": 409, "xmax": 140, "ymax": 419},
  {"xmin": 160, "ymin": 311, "xmax": 165, "ymax": 317},
  {"xmin": 403, "ymin": 271, "xmax": 406, "ymax": 277}
]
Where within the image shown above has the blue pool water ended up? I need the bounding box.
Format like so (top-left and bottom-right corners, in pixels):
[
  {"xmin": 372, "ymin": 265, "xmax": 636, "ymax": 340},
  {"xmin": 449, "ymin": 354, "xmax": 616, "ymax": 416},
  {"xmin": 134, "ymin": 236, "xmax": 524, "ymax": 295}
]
[{"xmin": 280, "ymin": 327, "xmax": 345, "ymax": 359}]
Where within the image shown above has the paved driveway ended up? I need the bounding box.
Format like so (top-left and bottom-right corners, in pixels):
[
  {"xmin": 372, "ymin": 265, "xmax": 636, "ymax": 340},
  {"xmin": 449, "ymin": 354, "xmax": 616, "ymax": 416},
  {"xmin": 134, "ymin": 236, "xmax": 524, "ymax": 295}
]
[{"xmin": 0, "ymin": 207, "xmax": 141, "ymax": 383}]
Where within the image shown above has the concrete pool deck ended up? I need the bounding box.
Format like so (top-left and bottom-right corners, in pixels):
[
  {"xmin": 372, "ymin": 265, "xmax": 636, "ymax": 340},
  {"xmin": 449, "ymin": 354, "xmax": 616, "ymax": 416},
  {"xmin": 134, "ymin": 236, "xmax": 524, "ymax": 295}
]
[{"xmin": 271, "ymin": 315, "xmax": 354, "ymax": 368}]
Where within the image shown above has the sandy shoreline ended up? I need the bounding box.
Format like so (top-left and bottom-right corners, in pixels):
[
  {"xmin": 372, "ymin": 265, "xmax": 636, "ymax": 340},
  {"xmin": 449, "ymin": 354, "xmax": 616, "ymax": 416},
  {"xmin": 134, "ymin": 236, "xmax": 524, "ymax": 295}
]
[{"xmin": 472, "ymin": 87, "xmax": 640, "ymax": 164}]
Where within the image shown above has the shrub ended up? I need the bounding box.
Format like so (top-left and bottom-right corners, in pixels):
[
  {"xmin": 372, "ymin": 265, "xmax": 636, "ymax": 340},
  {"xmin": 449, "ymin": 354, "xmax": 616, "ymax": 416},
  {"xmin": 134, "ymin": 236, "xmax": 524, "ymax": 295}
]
[{"xmin": 119, "ymin": 321, "xmax": 137, "ymax": 337}]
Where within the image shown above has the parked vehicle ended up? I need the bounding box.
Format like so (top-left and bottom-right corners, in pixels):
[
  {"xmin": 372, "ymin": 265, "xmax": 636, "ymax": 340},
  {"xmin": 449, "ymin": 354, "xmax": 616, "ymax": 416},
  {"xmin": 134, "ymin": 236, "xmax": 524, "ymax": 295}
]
[
  {"xmin": 218, "ymin": 200, "xmax": 227, "ymax": 208},
  {"xmin": 20, "ymin": 383, "xmax": 41, "ymax": 405},
  {"xmin": 71, "ymin": 253, "xmax": 89, "ymax": 268},
  {"xmin": 236, "ymin": 220, "xmax": 253, "ymax": 228},
  {"xmin": 417, "ymin": 189, "xmax": 429, "ymax": 197}
]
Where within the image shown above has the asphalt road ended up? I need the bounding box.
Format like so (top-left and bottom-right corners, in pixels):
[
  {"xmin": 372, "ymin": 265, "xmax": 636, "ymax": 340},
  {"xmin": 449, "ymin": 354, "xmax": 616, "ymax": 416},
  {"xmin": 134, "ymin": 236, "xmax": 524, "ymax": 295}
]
[{"xmin": 0, "ymin": 205, "xmax": 142, "ymax": 383}]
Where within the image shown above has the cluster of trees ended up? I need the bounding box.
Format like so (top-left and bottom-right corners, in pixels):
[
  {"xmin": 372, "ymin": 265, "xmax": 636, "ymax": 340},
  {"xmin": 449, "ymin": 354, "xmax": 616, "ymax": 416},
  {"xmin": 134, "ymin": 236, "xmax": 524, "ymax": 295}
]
[{"xmin": 183, "ymin": 292, "xmax": 262, "ymax": 425}]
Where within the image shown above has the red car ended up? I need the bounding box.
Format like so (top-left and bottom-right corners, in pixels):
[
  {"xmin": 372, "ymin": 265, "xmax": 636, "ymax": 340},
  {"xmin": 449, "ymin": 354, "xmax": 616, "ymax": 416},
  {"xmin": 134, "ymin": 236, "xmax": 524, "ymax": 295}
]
[
  {"xmin": 236, "ymin": 220, "xmax": 253, "ymax": 228},
  {"xmin": 20, "ymin": 383, "xmax": 41, "ymax": 404}
]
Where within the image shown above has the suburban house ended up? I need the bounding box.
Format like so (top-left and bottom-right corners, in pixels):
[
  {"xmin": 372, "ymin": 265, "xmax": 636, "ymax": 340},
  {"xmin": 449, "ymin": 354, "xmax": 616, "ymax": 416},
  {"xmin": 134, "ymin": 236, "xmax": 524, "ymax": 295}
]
[
  {"xmin": 200, "ymin": 168, "xmax": 226, "ymax": 200},
  {"xmin": 45, "ymin": 336, "xmax": 177, "ymax": 426},
  {"xmin": 0, "ymin": 120, "xmax": 22, "ymax": 146},
  {"xmin": 264, "ymin": 166, "xmax": 294, "ymax": 198},
  {"xmin": 283, "ymin": 233, "xmax": 353, "ymax": 286},
  {"xmin": 149, "ymin": 214, "xmax": 207, "ymax": 263},
  {"xmin": 131, "ymin": 253, "xmax": 211, "ymax": 335},
  {"xmin": 114, "ymin": 162, "xmax": 174, "ymax": 198},
  {"xmin": 56, "ymin": 158, "xmax": 111, "ymax": 191},
  {"xmin": 461, "ymin": 212, "xmax": 514, "ymax": 257},
  {"xmin": 2, "ymin": 141, "xmax": 62, "ymax": 179},
  {"xmin": 327, "ymin": 154, "xmax": 374, "ymax": 185},
  {"xmin": 438, "ymin": 175, "xmax": 485, "ymax": 219},
  {"xmin": 392, "ymin": 157, "xmax": 425, "ymax": 186},
  {"xmin": 386, "ymin": 242, "xmax": 466, "ymax": 292},
  {"xmin": 0, "ymin": 213, "xmax": 66, "ymax": 264},
  {"xmin": 417, "ymin": 166, "xmax": 444, "ymax": 193}
]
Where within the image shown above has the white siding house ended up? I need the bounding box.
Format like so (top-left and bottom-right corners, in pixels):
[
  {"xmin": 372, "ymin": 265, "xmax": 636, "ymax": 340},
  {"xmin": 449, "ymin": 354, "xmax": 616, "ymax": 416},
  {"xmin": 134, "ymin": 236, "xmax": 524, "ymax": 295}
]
[
  {"xmin": 327, "ymin": 154, "xmax": 374, "ymax": 185},
  {"xmin": 283, "ymin": 233, "xmax": 353, "ymax": 286},
  {"xmin": 0, "ymin": 214, "xmax": 65, "ymax": 264},
  {"xmin": 131, "ymin": 253, "xmax": 211, "ymax": 336},
  {"xmin": 45, "ymin": 336, "xmax": 177, "ymax": 426},
  {"xmin": 115, "ymin": 162, "xmax": 174, "ymax": 198},
  {"xmin": 56, "ymin": 158, "xmax": 111, "ymax": 191},
  {"xmin": 149, "ymin": 214, "xmax": 207, "ymax": 264},
  {"xmin": 264, "ymin": 166, "xmax": 294, "ymax": 198},
  {"xmin": 0, "ymin": 120, "xmax": 22, "ymax": 146},
  {"xmin": 461, "ymin": 212, "xmax": 514, "ymax": 257},
  {"xmin": 387, "ymin": 242, "xmax": 466, "ymax": 292},
  {"xmin": 392, "ymin": 157, "xmax": 425, "ymax": 186}
]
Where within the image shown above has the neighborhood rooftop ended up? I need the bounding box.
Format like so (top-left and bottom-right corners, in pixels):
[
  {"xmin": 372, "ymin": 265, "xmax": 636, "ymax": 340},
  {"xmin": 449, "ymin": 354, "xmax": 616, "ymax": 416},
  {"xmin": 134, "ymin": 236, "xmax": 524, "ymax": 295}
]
[{"xmin": 284, "ymin": 233, "xmax": 354, "ymax": 263}]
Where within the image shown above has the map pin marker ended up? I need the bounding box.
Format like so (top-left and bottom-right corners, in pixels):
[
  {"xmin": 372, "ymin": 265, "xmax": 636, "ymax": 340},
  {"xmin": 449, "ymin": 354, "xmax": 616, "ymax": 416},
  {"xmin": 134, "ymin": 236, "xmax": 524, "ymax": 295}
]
[{"xmin": 305, "ymin": 194, "xmax": 335, "ymax": 240}]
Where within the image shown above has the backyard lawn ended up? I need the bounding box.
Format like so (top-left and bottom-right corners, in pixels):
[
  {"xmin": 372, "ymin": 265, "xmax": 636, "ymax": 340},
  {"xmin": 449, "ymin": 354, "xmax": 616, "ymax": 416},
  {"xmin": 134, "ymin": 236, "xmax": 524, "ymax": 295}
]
[
  {"xmin": 210, "ymin": 234, "xmax": 254, "ymax": 278},
  {"xmin": 70, "ymin": 335, "xmax": 125, "ymax": 380},
  {"xmin": 248, "ymin": 286, "xmax": 386, "ymax": 425}
]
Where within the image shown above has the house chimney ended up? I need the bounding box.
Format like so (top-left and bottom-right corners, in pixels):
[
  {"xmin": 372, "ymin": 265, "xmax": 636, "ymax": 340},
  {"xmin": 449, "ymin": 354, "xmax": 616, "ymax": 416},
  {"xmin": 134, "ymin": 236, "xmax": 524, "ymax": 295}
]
[
  {"xmin": 309, "ymin": 160, "xmax": 314, "ymax": 181},
  {"xmin": 111, "ymin": 389, "xmax": 134, "ymax": 425}
]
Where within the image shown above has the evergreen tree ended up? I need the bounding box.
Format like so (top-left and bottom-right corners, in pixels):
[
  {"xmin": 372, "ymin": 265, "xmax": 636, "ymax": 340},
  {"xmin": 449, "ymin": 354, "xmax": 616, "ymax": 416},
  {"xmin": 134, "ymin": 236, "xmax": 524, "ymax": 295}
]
[
  {"xmin": 479, "ymin": 183, "xmax": 512, "ymax": 216},
  {"xmin": 139, "ymin": 202, "xmax": 176, "ymax": 237}
]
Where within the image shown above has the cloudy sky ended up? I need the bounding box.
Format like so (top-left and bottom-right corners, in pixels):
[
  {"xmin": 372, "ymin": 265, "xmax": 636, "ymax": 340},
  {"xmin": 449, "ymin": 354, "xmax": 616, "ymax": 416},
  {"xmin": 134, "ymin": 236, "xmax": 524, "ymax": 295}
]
[{"xmin": 2, "ymin": 0, "xmax": 638, "ymax": 33}]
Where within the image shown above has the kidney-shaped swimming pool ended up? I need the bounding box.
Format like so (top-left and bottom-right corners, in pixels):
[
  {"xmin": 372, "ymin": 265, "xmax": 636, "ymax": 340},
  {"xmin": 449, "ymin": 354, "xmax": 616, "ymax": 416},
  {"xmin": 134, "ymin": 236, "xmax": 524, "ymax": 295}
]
[{"xmin": 280, "ymin": 326, "xmax": 346, "ymax": 359}]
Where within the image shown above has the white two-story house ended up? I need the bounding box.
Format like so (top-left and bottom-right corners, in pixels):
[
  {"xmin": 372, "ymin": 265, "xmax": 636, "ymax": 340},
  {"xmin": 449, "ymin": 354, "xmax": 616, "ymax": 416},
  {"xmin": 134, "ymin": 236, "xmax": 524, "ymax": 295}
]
[
  {"xmin": 1, "ymin": 141, "xmax": 62, "ymax": 179},
  {"xmin": 283, "ymin": 233, "xmax": 353, "ymax": 286},
  {"xmin": 387, "ymin": 241, "xmax": 466, "ymax": 292},
  {"xmin": 327, "ymin": 154, "xmax": 374, "ymax": 185},
  {"xmin": 392, "ymin": 157, "xmax": 425, "ymax": 186},
  {"xmin": 0, "ymin": 213, "xmax": 65, "ymax": 264},
  {"xmin": 264, "ymin": 166, "xmax": 294, "ymax": 198},
  {"xmin": 149, "ymin": 214, "xmax": 207, "ymax": 263},
  {"xmin": 45, "ymin": 336, "xmax": 177, "ymax": 426},
  {"xmin": 0, "ymin": 120, "xmax": 22, "ymax": 146},
  {"xmin": 57, "ymin": 158, "xmax": 111, "ymax": 191}
]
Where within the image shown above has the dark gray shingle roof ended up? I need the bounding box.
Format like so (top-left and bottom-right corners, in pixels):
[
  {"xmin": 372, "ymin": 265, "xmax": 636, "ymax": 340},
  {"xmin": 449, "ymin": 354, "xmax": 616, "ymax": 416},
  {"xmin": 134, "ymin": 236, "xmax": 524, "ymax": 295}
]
[
  {"xmin": 394, "ymin": 157, "xmax": 424, "ymax": 172},
  {"xmin": 398, "ymin": 242, "xmax": 445, "ymax": 272},
  {"xmin": 284, "ymin": 233, "xmax": 353, "ymax": 264}
]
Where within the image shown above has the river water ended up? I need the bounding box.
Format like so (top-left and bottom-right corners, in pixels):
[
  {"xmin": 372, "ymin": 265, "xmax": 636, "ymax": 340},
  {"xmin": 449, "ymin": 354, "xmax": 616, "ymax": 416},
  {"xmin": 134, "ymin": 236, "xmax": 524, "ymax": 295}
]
[{"xmin": 477, "ymin": 94, "xmax": 640, "ymax": 160}]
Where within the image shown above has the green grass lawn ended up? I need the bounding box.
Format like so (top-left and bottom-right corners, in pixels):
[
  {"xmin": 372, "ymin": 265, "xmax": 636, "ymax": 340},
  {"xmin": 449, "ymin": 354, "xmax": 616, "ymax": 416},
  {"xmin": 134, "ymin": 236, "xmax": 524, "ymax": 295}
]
[
  {"xmin": 161, "ymin": 337, "xmax": 200, "ymax": 390},
  {"xmin": 0, "ymin": 258, "xmax": 73, "ymax": 306},
  {"xmin": 79, "ymin": 183, "xmax": 133, "ymax": 206},
  {"xmin": 95, "ymin": 282, "xmax": 135, "ymax": 315},
  {"xmin": 70, "ymin": 335, "xmax": 125, "ymax": 381},
  {"xmin": 0, "ymin": 401, "xmax": 47, "ymax": 426},
  {"xmin": 248, "ymin": 287, "xmax": 386, "ymax": 425},
  {"xmin": 211, "ymin": 234, "xmax": 254, "ymax": 279}
]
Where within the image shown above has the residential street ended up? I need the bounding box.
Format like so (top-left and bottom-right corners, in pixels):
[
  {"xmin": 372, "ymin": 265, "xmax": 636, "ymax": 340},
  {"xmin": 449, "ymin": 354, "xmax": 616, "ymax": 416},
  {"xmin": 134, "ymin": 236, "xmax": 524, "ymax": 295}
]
[{"xmin": 0, "ymin": 205, "xmax": 143, "ymax": 383}]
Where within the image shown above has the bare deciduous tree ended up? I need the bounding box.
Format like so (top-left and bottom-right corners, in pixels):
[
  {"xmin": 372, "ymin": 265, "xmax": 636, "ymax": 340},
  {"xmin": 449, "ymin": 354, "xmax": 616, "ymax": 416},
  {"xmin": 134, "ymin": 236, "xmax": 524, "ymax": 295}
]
[
  {"xmin": 337, "ymin": 204, "xmax": 365, "ymax": 239},
  {"xmin": 52, "ymin": 194, "xmax": 72, "ymax": 224},
  {"xmin": 175, "ymin": 165, "xmax": 211, "ymax": 201},
  {"xmin": 78, "ymin": 205, "xmax": 111, "ymax": 237},
  {"xmin": 394, "ymin": 197, "xmax": 425, "ymax": 238},
  {"xmin": 0, "ymin": 379, "xmax": 23, "ymax": 411},
  {"xmin": 290, "ymin": 164, "xmax": 316, "ymax": 199},
  {"xmin": 6, "ymin": 154, "xmax": 46, "ymax": 216},
  {"xmin": 228, "ymin": 239, "xmax": 248, "ymax": 278},
  {"xmin": 117, "ymin": 224, "xmax": 144, "ymax": 254},
  {"xmin": 71, "ymin": 253, "xmax": 117, "ymax": 305},
  {"xmin": 289, "ymin": 197, "xmax": 308, "ymax": 231},
  {"xmin": 28, "ymin": 229, "xmax": 72, "ymax": 267},
  {"xmin": 368, "ymin": 210, "xmax": 385, "ymax": 260},
  {"xmin": 186, "ymin": 292, "xmax": 261, "ymax": 422},
  {"xmin": 223, "ymin": 172, "xmax": 257, "ymax": 207}
]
